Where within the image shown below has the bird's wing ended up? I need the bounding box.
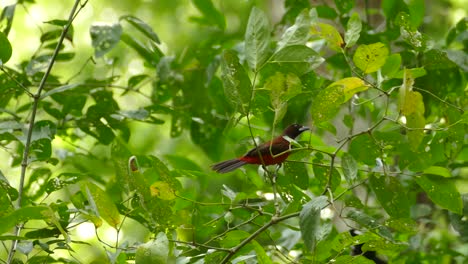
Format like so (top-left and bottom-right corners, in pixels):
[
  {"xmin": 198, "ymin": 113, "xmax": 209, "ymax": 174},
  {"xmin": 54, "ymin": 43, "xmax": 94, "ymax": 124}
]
[{"xmin": 244, "ymin": 139, "xmax": 290, "ymax": 158}]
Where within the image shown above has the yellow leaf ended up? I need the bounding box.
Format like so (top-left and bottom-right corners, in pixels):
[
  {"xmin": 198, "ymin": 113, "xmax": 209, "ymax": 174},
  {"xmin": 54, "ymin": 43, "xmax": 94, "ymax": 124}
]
[
  {"xmin": 353, "ymin": 42, "xmax": 389, "ymax": 73},
  {"xmin": 329, "ymin": 77, "xmax": 369, "ymax": 101},
  {"xmin": 150, "ymin": 181, "xmax": 176, "ymax": 200},
  {"xmin": 310, "ymin": 23, "xmax": 344, "ymax": 52}
]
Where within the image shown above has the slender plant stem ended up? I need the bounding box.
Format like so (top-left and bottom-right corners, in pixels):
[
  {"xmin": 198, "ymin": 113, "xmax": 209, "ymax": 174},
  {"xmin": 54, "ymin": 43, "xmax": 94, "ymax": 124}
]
[{"xmin": 7, "ymin": 1, "xmax": 83, "ymax": 263}]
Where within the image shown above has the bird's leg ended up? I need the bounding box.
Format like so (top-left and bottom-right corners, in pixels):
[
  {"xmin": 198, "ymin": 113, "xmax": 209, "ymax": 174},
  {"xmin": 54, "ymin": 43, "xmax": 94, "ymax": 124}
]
[{"xmin": 270, "ymin": 165, "xmax": 282, "ymax": 216}]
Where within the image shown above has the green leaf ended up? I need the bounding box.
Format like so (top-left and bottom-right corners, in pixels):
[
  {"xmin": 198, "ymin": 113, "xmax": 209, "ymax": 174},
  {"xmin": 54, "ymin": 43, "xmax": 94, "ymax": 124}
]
[
  {"xmin": 135, "ymin": 232, "xmax": 169, "ymax": 264},
  {"xmin": 0, "ymin": 5, "xmax": 15, "ymax": 36},
  {"xmin": 0, "ymin": 206, "xmax": 54, "ymax": 235},
  {"xmin": 270, "ymin": 45, "xmax": 324, "ymax": 75},
  {"xmin": 245, "ymin": 7, "xmax": 270, "ymax": 71},
  {"xmin": 394, "ymin": 67, "xmax": 427, "ymax": 79},
  {"xmin": 423, "ymin": 166, "xmax": 451, "ymax": 178},
  {"xmin": 220, "ymin": 50, "xmax": 252, "ymax": 115},
  {"xmin": 120, "ymin": 15, "xmax": 160, "ymax": 43},
  {"xmin": 345, "ymin": 13, "xmax": 362, "ymax": 48},
  {"xmin": 369, "ymin": 175, "xmax": 410, "ymax": 218},
  {"xmin": 395, "ymin": 12, "xmax": 428, "ymax": 51},
  {"xmin": 381, "ymin": 53, "xmax": 401, "ymax": 78},
  {"xmin": 415, "ymin": 175, "xmax": 463, "ymax": 214},
  {"xmin": 300, "ymin": 196, "xmax": 328, "ymax": 252},
  {"xmin": 334, "ymin": 77, "xmax": 368, "ymax": 101},
  {"xmin": 121, "ymin": 33, "xmax": 162, "ymax": 66},
  {"xmin": 346, "ymin": 209, "xmax": 393, "ymax": 240},
  {"xmin": 192, "ymin": 0, "xmax": 226, "ymax": 30},
  {"xmin": 353, "ymin": 42, "xmax": 389, "ymax": 73},
  {"xmin": 342, "ymin": 153, "xmax": 357, "ymax": 184},
  {"xmin": 0, "ymin": 31, "xmax": 12, "ymax": 63},
  {"xmin": 334, "ymin": 0, "xmax": 355, "ymax": 14},
  {"xmin": 81, "ymin": 182, "xmax": 121, "ymax": 228},
  {"xmin": 407, "ymin": 0, "xmax": 425, "ymax": 28},
  {"xmin": 311, "ymin": 84, "xmax": 344, "ymax": 124},
  {"xmin": 41, "ymin": 83, "xmax": 80, "ymax": 99},
  {"xmin": 284, "ymin": 162, "xmax": 309, "ymax": 190},
  {"xmin": 310, "ymin": 77, "xmax": 367, "ymax": 123},
  {"xmin": 349, "ymin": 135, "xmax": 380, "ymax": 166},
  {"xmin": 334, "ymin": 255, "xmax": 374, "ymax": 264},
  {"xmin": 310, "ymin": 22, "xmax": 344, "ymax": 52},
  {"xmin": 266, "ymin": 72, "xmax": 302, "ymax": 109},
  {"xmin": 90, "ymin": 23, "xmax": 122, "ymax": 57},
  {"xmin": 277, "ymin": 9, "xmax": 316, "ymax": 50}
]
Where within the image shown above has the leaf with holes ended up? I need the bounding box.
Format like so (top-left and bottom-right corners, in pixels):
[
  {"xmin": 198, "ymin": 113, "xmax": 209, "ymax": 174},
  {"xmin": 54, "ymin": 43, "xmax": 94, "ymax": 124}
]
[
  {"xmin": 353, "ymin": 42, "xmax": 389, "ymax": 73},
  {"xmin": 90, "ymin": 23, "xmax": 122, "ymax": 57}
]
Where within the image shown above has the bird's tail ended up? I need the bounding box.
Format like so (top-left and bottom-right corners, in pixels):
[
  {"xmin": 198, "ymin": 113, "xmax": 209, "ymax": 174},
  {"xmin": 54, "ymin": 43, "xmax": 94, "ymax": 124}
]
[{"xmin": 211, "ymin": 159, "xmax": 247, "ymax": 173}]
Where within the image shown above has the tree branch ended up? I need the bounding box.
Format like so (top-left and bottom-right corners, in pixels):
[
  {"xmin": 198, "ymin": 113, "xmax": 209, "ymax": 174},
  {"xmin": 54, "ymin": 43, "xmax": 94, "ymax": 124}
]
[{"xmin": 7, "ymin": 1, "xmax": 85, "ymax": 263}]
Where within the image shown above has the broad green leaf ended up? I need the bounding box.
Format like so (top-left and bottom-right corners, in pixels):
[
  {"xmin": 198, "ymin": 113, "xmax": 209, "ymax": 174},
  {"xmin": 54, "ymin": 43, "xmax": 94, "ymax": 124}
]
[
  {"xmin": 266, "ymin": 72, "xmax": 302, "ymax": 109},
  {"xmin": 90, "ymin": 23, "xmax": 122, "ymax": 57},
  {"xmin": 40, "ymin": 83, "xmax": 80, "ymax": 99},
  {"xmin": 381, "ymin": 53, "xmax": 401, "ymax": 78},
  {"xmin": 0, "ymin": 206, "xmax": 54, "ymax": 235},
  {"xmin": 0, "ymin": 31, "xmax": 12, "ymax": 63},
  {"xmin": 277, "ymin": 9, "xmax": 316, "ymax": 50},
  {"xmin": 251, "ymin": 240, "xmax": 273, "ymax": 264},
  {"xmin": 270, "ymin": 45, "xmax": 324, "ymax": 75},
  {"xmin": 353, "ymin": 42, "xmax": 389, "ymax": 73},
  {"xmin": 220, "ymin": 230, "xmax": 249, "ymax": 248},
  {"xmin": 310, "ymin": 22, "xmax": 344, "ymax": 52},
  {"xmin": 121, "ymin": 33, "xmax": 162, "ymax": 66},
  {"xmin": 342, "ymin": 153, "xmax": 357, "ymax": 184},
  {"xmin": 423, "ymin": 166, "xmax": 451, "ymax": 178},
  {"xmin": 407, "ymin": 0, "xmax": 425, "ymax": 28},
  {"xmin": 0, "ymin": 5, "xmax": 15, "ymax": 36},
  {"xmin": 81, "ymin": 182, "xmax": 121, "ymax": 229},
  {"xmin": 415, "ymin": 175, "xmax": 462, "ymax": 214},
  {"xmin": 369, "ymin": 175, "xmax": 410, "ymax": 218},
  {"xmin": 300, "ymin": 196, "xmax": 328, "ymax": 252},
  {"xmin": 407, "ymin": 111, "xmax": 425, "ymax": 151},
  {"xmin": 220, "ymin": 50, "xmax": 252, "ymax": 115},
  {"xmin": 311, "ymin": 84, "xmax": 344, "ymax": 124},
  {"xmin": 349, "ymin": 135, "xmax": 380, "ymax": 166},
  {"xmin": 394, "ymin": 67, "xmax": 426, "ymax": 78},
  {"xmin": 192, "ymin": 0, "xmax": 226, "ymax": 30},
  {"xmin": 135, "ymin": 232, "xmax": 169, "ymax": 264},
  {"xmin": 385, "ymin": 218, "xmax": 418, "ymax": 235},
  {"xmin": 120, "ymin": 15, "xmax": 160, "ymax": 43},
  {"xmin": 313, "ymin": 166, "xmax": 341, "ymax": 192},
  {"xmin": 245, "ymin": 7, "xmax": 270, "ymax": 71},
  {"xmin": 311, "ymin": 77, "xmax": 367, "ymax": 123},
  {"xmin": 334, "ymin": 255, "xmax": 374, "ymax": 264},
  {"xmin": 284, "ymin": 162, "xmax": 309, "ymax": 190},
  {"xmin": 334, "ymin": 0, "xmax": 355, "ymax": 14},
  {"xmin": 345, "ymin": 13, "xmax": 362, "ymax": 48},
  {"xmin": 0, "ymin": 188, "xmax": 13, "ymax": 217},
  {"xmin": 346, "ymin": 209, "xmax": 393, "ymax": 240}
]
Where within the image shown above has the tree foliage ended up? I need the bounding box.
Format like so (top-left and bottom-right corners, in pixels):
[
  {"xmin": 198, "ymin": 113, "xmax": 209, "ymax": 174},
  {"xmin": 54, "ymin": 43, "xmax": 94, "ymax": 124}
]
[{"xmin": 0, "ymin": 0, "xmax": 467, "ymax": 263}]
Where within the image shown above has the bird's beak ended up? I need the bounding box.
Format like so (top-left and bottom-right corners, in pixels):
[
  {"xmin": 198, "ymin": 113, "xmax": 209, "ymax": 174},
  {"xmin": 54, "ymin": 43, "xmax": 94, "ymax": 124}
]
[{"xmin": 299, "ymin": 126, "xmax": 310, "ymax": 132}]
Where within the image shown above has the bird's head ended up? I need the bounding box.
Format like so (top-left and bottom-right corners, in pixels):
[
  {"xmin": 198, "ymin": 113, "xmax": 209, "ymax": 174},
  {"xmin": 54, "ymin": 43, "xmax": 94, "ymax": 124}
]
[{"xmin": 282, "ymin": 124, "xmax": 309, "ymax": 139}]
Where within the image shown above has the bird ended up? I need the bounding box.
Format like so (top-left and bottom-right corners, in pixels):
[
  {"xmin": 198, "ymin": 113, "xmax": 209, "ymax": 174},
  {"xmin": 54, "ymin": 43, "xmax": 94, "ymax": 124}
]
[{"xmin": 211, "ymin": 124, "xmax": 309, "ymax": 173}]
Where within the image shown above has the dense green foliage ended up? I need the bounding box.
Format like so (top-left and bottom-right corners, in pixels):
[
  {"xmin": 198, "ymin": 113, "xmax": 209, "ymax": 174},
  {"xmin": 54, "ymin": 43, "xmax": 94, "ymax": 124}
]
[{"xmin": 0, "ymin": 0, "xmax": 467, "ymax": 263}]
